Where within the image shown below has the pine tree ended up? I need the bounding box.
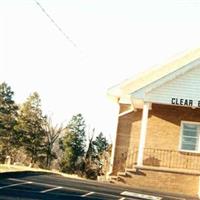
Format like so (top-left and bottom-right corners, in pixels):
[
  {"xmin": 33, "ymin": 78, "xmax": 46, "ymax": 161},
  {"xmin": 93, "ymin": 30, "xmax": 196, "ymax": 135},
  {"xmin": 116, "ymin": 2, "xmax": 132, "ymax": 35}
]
[
  {"xmin": 59, "ymin": 113, "xmax": 86, "ymax": 173},
  {"xmin": 0, "ymin": 82, "xmax": 18, "ymax": 160},
  {"xmin": 93, "ymin": 132, "xmax": 109, "ymax": 155},
  {"xmin": 17, "ymin": 92, "xmax": 46, "ymax": 165},
  {"xmin": 84, "ymin": 131, "xmax": 109, "ymax": 179}
]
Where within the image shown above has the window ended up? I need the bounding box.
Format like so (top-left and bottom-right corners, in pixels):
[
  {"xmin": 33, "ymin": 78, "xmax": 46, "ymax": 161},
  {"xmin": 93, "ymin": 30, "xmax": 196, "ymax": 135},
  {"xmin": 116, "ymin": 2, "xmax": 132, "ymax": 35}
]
[{"xmin": 180, "ymin": 121, "xmax": 200, "ymax": 152}]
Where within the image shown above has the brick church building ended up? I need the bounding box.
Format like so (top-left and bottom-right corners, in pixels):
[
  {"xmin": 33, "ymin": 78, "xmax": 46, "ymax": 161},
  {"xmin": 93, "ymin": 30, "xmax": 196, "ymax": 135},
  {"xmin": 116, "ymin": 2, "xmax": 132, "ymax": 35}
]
[{"xmin": 107, "ymin": 48, "xmax": 200, "ymax": 198}]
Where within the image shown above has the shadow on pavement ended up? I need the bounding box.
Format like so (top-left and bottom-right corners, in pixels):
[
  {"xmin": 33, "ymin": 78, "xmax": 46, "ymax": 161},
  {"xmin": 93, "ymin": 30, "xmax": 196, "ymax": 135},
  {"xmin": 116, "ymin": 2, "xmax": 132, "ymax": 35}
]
[{"xmin": 0, "ymin": 171, "xmax": 55, "ymax": 180}]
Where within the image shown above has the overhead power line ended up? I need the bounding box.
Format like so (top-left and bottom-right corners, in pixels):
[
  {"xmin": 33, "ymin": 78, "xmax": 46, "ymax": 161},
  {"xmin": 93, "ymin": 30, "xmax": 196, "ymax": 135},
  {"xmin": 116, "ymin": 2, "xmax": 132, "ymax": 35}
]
[{"xmin": 33, "ymin": 0, "xmax": 78, "ymax": 48}]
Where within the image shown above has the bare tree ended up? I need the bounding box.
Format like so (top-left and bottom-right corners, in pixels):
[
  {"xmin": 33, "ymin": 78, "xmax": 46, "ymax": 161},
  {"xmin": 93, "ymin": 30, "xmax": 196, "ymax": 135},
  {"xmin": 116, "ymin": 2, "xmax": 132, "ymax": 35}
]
[{"xmin": 45, "ymin": 117, "xmax": 64, "ymax": 169}]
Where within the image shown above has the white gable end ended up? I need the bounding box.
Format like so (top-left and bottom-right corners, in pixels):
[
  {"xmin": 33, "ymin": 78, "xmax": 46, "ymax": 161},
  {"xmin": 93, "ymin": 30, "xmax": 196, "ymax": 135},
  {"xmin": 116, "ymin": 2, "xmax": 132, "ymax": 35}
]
[
  {"xmin": 108, "ymin": 48, "xmax": 200, "ymax": 106},
  {"xmin": 145, "ymin": 65, "xmax": 200, "ymax": 107}
]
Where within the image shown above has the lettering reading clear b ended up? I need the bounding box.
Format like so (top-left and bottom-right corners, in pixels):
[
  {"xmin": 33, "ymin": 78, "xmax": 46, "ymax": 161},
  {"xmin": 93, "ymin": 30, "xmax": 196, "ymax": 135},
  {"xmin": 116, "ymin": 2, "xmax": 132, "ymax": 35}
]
[{"xmin": 171, "ymin": 98, "xmax": 176, "ymax": 104}]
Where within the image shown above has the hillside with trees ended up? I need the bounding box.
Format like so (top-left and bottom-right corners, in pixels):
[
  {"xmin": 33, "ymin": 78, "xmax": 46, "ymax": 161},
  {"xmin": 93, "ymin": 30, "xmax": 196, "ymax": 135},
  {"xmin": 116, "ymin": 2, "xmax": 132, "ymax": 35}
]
[{"xmin": 0, "ymin": 82, "xmax": 111, "ymax": 179}]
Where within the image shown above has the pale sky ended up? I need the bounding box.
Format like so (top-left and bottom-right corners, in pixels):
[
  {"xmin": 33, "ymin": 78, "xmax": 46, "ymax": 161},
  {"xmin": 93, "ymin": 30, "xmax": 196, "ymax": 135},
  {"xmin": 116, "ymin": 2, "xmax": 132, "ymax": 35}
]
[{"xmin": 1, "ymin": 0, "xmax": 200, "ymax": 142}]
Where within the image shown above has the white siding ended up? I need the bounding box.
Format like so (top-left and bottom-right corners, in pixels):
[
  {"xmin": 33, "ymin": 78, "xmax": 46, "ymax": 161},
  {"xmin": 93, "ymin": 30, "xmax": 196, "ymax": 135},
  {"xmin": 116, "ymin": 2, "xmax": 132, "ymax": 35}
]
[{"xmin": 145, "ymin": 65, "xmax": 200, "ymax": 107}]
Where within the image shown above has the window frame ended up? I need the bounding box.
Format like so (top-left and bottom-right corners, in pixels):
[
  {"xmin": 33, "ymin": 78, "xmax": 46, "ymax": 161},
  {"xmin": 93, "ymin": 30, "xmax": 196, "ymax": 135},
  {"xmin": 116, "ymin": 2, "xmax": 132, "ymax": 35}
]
[{"xmin": 179, "ymin": 121, "xmax": 200, "ymax": 153}]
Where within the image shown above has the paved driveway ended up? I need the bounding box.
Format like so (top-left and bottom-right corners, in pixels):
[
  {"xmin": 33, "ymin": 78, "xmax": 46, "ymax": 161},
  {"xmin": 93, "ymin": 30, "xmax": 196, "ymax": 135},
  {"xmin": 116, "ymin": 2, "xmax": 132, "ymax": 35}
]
[{"xmin": 0, "ymin": 171, "xmax": 196, "ymax": 200}]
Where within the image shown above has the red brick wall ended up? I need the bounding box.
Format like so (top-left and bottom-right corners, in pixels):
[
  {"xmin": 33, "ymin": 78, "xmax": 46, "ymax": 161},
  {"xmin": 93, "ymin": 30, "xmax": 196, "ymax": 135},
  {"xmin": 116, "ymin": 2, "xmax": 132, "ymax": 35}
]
[
  {"xmin": 113, "ymin": 103, "xmax": 200, "ymax": 170},
  {"xmin": 124, "ymin": 168, "xmax": 199, "ymax": 197},
  {"xmin": 112, "ymin": 103, "xmax": 200, "ymax": 196}
]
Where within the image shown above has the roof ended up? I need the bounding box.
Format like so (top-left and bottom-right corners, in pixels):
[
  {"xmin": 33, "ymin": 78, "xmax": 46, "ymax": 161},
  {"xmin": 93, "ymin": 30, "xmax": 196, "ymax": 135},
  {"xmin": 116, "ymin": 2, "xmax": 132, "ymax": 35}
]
[{"xmin": 107, "ymin": 48, "xmax": 200, "ymax": 102}]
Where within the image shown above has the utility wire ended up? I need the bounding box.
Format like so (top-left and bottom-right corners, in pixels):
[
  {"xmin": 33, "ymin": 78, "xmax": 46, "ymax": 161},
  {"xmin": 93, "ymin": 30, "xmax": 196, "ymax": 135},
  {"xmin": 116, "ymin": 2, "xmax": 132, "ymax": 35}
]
[{"xmin": 33, "ymin": 0, "xmax": 78, "ymax": 48}]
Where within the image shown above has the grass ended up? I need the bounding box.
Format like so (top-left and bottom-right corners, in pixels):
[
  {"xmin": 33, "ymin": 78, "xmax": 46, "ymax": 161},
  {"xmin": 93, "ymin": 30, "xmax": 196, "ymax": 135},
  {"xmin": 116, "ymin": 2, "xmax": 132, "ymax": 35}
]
[
  {"xmin": 0, "ymin": 164, "xmax": 83, "ymax": 179},
  {"xmin": 0, "ymin": 164, "xmax": 28, "ymax": 172}
]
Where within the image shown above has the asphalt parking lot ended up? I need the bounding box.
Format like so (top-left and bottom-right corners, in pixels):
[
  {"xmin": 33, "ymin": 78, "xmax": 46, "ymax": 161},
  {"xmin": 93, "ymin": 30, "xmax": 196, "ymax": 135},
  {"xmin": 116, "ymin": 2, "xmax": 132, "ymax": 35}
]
[{"xmin": 0, "ymin": 171, "xmax": 197, "ymax": 200}]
